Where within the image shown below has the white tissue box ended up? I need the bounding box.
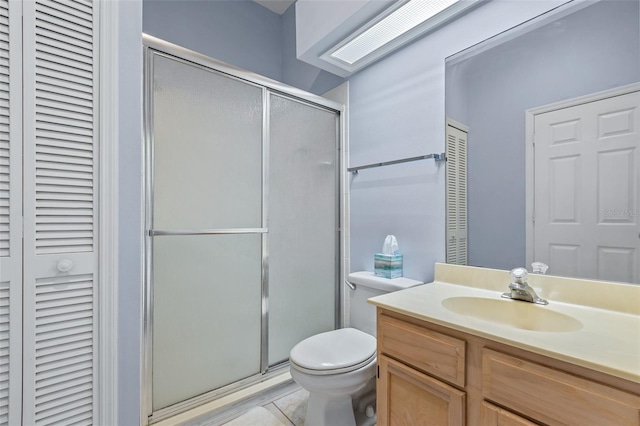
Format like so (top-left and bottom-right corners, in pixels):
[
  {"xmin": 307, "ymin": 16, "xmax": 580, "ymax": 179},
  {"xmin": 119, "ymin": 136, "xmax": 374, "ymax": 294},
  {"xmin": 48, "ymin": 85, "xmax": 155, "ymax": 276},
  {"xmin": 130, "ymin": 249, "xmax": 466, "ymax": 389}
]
[{"xmin": 374, "ymin": 254, "xmax": 403, "ymax": 278}]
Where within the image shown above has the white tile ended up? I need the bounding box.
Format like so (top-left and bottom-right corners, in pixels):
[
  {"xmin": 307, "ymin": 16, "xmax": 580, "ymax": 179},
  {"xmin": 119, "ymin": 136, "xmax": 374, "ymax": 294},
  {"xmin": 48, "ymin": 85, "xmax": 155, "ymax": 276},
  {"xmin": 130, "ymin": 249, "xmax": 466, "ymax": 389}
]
[
  {"xmin": 273, "ymin": 389, "xmax": 309, "ymax": 426},
  {"xmin": 222, "ymin": 407, "xmax": 286, "ymax": 426},
  {"xmin": 263, "ymin": 404, "xmax": 295, "ymax": 426},
  {"xmin": 159, "ymin": 372, "xmax": 293, "ymax": 426}
]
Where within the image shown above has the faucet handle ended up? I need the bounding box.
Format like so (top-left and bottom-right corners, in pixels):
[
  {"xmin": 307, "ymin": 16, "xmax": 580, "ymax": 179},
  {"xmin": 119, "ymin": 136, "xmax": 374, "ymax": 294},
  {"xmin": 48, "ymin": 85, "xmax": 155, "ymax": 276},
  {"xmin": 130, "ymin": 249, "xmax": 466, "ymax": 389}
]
[{"xmin": 510, "ymin": 267, "xmax": 528, "ymax": 284}]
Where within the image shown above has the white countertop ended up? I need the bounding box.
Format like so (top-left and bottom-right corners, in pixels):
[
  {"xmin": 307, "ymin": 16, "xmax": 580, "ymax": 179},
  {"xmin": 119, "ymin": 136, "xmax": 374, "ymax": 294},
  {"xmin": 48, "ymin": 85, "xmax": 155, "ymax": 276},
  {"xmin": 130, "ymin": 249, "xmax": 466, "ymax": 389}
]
[{"xmin": 368, "ymin": 263, "xmax": 640, "ymax": 384}]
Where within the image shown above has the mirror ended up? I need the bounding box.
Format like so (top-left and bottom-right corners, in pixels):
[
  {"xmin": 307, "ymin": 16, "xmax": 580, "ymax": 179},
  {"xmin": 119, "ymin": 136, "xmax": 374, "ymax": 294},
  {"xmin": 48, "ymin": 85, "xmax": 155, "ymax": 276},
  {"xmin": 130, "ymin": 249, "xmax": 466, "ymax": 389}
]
[{"xmin": 445, "ymin": 0, "xmax": 639, "ymax": 283}]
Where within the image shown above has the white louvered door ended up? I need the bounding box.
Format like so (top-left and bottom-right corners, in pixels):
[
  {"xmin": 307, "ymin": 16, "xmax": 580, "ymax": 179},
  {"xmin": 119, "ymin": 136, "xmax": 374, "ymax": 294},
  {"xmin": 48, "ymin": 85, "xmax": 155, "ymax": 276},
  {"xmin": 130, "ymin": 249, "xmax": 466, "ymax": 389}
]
[
  {"xmin": 0, "ymin": 1, "xmax": 22, "ymax": 424},
  {"xmin": 446, "ymin": 121, "xmax": 468, "ymax": 265},
  {"xmin": 22, "ymin": 1, "xmax": 98, "ymax": 424}
]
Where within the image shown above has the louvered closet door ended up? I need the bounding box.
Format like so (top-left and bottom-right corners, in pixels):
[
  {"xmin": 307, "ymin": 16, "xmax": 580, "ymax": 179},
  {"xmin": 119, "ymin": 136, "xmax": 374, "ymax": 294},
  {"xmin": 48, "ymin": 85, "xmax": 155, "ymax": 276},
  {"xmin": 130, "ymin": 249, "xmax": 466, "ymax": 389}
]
[
  {"xmin": 0, "ymin": 1, "xmax": 22, "ymax": 424},
  {"xmin": 446, "ymin": 123, "xmax": 468, "ymax": 265},
  {"xmin": 22, "ymin": 1, "xmax": 98, "ymax": 424}
]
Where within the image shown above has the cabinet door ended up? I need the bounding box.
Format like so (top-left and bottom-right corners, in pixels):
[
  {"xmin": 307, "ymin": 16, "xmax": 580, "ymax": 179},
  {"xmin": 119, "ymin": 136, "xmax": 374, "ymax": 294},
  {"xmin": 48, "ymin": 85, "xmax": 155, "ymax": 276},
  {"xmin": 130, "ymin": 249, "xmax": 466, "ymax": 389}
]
[
  {"xmin": 378, "ymin": 354, "xmax": 465, "ymax": 426},
  {"xmin": 481, "ymin": 401, "xmax": 539, "ymax": 426}
]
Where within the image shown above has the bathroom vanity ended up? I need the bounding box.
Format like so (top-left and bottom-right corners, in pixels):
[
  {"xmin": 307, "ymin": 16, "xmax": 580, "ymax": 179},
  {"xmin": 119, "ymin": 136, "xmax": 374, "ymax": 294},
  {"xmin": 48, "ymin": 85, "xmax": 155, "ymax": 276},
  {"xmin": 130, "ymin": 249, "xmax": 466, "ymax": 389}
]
[{"xmin": 369, "ymin": 263, "xmax": 640, "ymax": 425}]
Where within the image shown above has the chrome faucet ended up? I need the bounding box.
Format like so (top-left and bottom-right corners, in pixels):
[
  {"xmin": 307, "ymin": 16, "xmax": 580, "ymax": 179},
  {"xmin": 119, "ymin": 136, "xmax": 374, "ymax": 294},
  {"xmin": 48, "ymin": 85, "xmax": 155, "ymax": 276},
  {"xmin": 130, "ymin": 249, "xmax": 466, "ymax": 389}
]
[{"xmin": 501, "ymin": 267, "xmax": 548, "ymax": 305}]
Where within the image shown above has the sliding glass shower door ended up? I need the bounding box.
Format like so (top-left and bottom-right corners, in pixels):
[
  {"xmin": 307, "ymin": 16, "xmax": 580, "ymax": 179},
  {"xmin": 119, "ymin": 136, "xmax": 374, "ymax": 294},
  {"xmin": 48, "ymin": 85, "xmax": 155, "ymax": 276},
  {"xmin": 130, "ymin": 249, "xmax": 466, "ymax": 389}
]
[
  {"xmin": 268, "ymin": 94, "xmax": 339, "ymax": 365},
  {"xmin": 145, "ymin": 45, "xmax": 340, "ymax": 419},
  {"xmin": 150, "ymin": 54, "xmax": 265, "ymax": 411}
]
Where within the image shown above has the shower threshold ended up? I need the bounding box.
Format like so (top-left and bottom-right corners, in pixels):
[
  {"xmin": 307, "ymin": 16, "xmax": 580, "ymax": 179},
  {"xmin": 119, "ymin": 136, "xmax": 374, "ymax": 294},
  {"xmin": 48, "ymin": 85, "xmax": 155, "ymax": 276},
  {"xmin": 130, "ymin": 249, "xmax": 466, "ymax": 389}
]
[{"xmin": 149, "ymin": 367, "xmax": 294, "ymax": 426}]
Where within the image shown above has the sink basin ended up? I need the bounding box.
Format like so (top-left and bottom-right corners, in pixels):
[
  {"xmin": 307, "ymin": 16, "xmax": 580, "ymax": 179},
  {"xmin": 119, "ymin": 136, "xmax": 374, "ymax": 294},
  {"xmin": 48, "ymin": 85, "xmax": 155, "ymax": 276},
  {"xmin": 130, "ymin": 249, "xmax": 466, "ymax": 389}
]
[{"xmin": 441, "ymin": 296, "xmax": 583, "ymax": 332}]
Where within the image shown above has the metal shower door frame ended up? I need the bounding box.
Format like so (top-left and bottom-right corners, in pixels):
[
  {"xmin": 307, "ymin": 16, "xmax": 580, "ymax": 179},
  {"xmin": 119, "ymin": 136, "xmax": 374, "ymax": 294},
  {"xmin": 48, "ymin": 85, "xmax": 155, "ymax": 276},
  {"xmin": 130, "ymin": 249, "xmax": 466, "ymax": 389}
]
[{"xmin": 142, "ymin": 34, "xmax": 344, "ymax": 424}]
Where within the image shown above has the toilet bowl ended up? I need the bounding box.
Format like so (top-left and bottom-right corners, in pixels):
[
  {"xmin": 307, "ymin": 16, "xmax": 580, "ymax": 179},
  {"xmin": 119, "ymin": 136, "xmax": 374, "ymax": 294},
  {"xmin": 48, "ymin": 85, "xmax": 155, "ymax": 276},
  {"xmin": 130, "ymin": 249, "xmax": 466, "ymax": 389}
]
[
  {"xmin": 289, "ymin": 328, "xmax": 377, "ymax": 426},
  {"xmin": 289, "ymin": 272, "xmax": 424, "ymax": 426}
]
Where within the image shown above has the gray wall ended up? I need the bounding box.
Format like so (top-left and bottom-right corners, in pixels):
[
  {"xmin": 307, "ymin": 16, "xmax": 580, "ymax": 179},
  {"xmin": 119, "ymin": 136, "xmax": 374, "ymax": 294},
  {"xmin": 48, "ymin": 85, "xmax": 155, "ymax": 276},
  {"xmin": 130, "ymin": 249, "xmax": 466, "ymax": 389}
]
[
  {"xmin": 143, "ymin": 0, "xmax": 283, "ymax": 81},
  {"xmin": 118, "ymin": 1, "xmax": 144, "ymax": 425},
  {"xmin": 447, "ymin": 0, "xmax": 640, "ymax": 270},
  {"xmin": 122, "ymin": 1, "xmax": 637, "ymax": 422},
  {"xmin": 281, "ymin": 5, "xmax": 345, "ymax": 95},
  {"xmin": 347, "ymin": 0, "xmax": 567, "ymax": 282},
  {"xmin": 142, "ymin": 0, "xmax": 344, "ymax": 94}
]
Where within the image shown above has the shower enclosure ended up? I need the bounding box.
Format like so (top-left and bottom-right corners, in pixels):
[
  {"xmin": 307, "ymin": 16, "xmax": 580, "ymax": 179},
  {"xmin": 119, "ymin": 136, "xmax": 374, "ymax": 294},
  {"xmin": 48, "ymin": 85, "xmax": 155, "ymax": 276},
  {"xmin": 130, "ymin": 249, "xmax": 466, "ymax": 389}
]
[{"xmin": 143, "ymin": 36, "xmax": 343, "ymax": 422}]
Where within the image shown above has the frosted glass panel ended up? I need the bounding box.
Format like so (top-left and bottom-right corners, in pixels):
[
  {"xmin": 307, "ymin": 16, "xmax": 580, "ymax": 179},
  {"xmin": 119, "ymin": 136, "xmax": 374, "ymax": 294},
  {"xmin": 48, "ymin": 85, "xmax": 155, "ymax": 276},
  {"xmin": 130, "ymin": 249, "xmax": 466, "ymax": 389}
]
[
  {"xmin": 152, "ymin": 54, "xmax": 263, "ymax": 230},
  {"xmin": 152, "ymin": 234, "xmax": 262, "ymax": 410},
  {"xmin": 268, "ymin": 95, "xmax": 339, "ymax": 365}
]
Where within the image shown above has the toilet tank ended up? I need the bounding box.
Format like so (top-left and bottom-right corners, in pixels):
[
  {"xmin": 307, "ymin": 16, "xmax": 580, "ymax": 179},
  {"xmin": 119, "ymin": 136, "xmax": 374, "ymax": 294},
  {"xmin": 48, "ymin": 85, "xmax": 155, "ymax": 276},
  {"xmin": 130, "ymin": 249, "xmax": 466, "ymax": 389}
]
[{"xmin": 347, "ymin": 271, "xmax": 423, "ymax": 337}]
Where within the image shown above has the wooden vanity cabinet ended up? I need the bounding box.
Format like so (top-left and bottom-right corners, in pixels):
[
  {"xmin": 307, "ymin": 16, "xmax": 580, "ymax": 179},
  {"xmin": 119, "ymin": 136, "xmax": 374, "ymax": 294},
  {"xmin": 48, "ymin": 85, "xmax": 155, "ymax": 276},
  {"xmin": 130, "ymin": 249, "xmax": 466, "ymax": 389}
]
[{"xmin": 376, "ymin": 308, "xmax": 640, "ymax": 426}]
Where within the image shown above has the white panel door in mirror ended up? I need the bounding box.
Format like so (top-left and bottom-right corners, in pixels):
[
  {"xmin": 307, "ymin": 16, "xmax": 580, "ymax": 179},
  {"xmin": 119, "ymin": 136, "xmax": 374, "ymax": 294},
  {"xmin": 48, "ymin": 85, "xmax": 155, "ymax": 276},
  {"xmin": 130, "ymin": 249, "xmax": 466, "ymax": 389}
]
[{"xmin": 534, "ymin": 91, "xmax": 639, "ymax": 283}]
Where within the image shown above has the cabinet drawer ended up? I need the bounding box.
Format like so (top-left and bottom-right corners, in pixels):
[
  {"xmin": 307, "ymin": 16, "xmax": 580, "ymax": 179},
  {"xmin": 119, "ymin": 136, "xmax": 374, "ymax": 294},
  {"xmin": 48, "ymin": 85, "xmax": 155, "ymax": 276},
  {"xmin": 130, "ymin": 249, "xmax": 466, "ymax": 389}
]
[
  {"xmin": 481, "ymin": 401, "xmax": 539, "ymax": 426},
  {"xmin": 378, "ymin": 313, "xmax": 465, "ymax": 387},
  {"xmin": 482, "ymin": 349, "xmax": 640, "ymax": 425}
]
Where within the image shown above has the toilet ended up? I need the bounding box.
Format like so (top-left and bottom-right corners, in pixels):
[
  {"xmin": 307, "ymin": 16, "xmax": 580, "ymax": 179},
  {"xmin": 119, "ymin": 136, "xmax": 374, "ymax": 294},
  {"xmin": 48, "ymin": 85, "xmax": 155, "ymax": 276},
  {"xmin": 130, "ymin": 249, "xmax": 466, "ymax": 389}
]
[{"xmin": 289, "ymin": 272, "xmax": 423, "ymax": 426}]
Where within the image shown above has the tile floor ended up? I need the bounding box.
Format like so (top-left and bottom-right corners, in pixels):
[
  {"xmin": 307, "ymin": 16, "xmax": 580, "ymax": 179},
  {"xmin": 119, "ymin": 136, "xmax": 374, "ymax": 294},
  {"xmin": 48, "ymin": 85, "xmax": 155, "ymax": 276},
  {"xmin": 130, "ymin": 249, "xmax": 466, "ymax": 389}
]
[
  {"xmin": 187, "ymin": 383, "xmax": 376, "ymax": 426},
  {"xmin": 223, "ymin": 389, "xmax": 309, "ymax": 426},
  {"xmin": 221, "ymin": 388, "xmax": 309, "ymax": 426}
]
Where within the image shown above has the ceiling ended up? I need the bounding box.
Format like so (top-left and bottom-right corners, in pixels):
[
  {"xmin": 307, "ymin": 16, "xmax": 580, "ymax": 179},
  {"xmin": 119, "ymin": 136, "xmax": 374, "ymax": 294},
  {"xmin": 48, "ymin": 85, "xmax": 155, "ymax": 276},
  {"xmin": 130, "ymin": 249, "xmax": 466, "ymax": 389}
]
[{"xmin": 253, "ymin": 0, "xmax": 296, "ymax": 15}]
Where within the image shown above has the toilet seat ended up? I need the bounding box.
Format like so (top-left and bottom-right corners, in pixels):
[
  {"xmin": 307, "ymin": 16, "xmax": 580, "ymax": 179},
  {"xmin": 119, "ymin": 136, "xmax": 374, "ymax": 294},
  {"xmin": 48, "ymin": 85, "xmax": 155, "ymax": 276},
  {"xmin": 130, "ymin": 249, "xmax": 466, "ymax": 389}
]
[{"xmin": 290, "ymin": 328, "xmax": 376, "ymax": 376}]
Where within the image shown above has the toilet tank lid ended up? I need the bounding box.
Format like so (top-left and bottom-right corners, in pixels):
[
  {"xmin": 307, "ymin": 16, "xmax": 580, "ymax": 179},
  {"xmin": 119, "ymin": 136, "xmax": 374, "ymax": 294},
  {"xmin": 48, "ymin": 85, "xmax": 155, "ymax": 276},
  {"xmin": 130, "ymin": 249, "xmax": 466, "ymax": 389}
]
[{"xmin": 347, "ymin": 271, "xmax": 423, "ymax": 292}]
